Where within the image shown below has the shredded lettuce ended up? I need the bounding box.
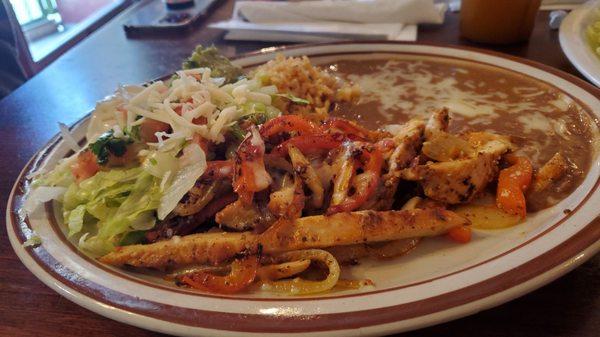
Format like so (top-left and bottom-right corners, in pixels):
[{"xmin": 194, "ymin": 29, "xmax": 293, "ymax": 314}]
[
  {"xmin": 25, "ymin": 156, "xmax": 75, "ymax": 214},
  {"xmin": 67, "ymin": 205, "xmax": 86, "ymax": 237},
  {"xmin": 276, "ymin": 93, "xmax": 310, "ymax": 105},
  {"xmin": 32, "ymin": 157, "xmax": 75, "ymax": 188},
  {"xmin": 25, "ymin": 46, "xmax": 291, "ymax": 257},
  {"xmin": 62, "ymin": 167, "xmax": 162, "ymax": 256},
  {"xmin": 23, "ymin": 186, "xmax": 68, "ymax": 215},
  {"xmin": 23, "ymin": 232, "xmax": 42, "ymax": 247},
  {"xmin": 142, "ymin": 151, "xmax": 179, "ymax": 178}
]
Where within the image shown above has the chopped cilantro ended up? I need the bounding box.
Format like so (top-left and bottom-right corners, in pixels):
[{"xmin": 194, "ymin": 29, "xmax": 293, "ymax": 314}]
[
  {"xmin": 276, "ymin": 93, "xmax": 310, "ymax": 105},
  {"xmin": 89, "ymin": 130, "xmax": 133, "ymax": 165},
  {"xmin": 126, "ymin": 125, "xmax": 141, "ymax": 141},
  {"xmin": 229, "ymin": 123, "xmax": 246, "ymax": 141}
]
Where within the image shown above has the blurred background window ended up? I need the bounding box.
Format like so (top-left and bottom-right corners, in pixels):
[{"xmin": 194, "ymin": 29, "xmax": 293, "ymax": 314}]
[
  {"xmin": 11, "ymin": 0, "xmax": 57, "ymax": 26},
  {"xmin": 8, "ymin": 0, "xmax": 130, "ymax": 64}
]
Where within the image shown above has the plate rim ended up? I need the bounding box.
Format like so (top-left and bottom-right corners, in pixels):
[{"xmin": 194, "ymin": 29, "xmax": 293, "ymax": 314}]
[
  {"xmin": 559, "ymin": 0, "xmax": 600, "ymax": 87},
  {"xmin": 7, "ymin": 41, "xmax": 600, "ymax": 336}
]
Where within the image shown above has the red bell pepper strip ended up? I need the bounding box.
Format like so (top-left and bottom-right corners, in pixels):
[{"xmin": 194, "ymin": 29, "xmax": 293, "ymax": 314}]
[
  {"xmin": 327, "ymin": 144, "xmax": 383, "ymax": 214},
  {"xmin": 271, "ymin": 133, "xmax": 343, "ymax": 157},
  {"xmin": 181, "ymin": 255, "xmax": 259, "ymax": 294},
  {"xmin": 233, "ymin": 128, "xmax": 272, "ymax": 204},
  {"xmin": 496, "ymin": 155, "xmax": 533, "ymax": 218},
  {"xmin": 260, "ymin": 115, "xmax": 319, "ymax": 139},
  {"xmin": 448, "ymin": 226, "xmax": 472, "ymax": 243},
  {"xmin": 322, "ymin": 117, "xmax": 378, "ymax": 141}
]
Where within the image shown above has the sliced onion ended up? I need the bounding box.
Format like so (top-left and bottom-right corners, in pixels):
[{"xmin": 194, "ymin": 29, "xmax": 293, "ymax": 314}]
[
  {"xmin": 58, "ymin": 123, "xmax": 81, "ymax": 152},
  {"xmin": 334, "ymin": 279, "xmax": 374, "ymax": 290},
  {"xmin": 157, "ymin": 146, "xmax": 207, "ymax": 220},
  {"xmin": 25, "ymin": 167, "xmax": 47, "ymax": 180},
  {"xmin": 261, "ymin": 249, "xmax": 340, "ymax": 295},
  {"xmin": 23, "ymin": 186, "xmax": 67, "ymax": 215},
  {"xmin": 400, "ymin": 196, "xmax": 422, "ymax": 211},
  {"xmin": 166, "ymin": 265, "xmax": 227, "ymax": 280},
  {"xmin": 257, "ymin": 259, "xmax": 311, "ymax": 281},
  {"xmin": 130, "ymin": 211, "xmax": 157, "ymax": 230},
  {"xmin": 179, "ymin": 143, "xmax": 205, "ymax": 168},
  {"xmin": 288, "ymin": 145, "xmax": 324, "ymax": 208},
  {"xmin": 366, "ymin": 238, "xmax": 421, "ymax": 259},
  {"xmin": 327, "ymin": 238, "xmax": 420, "ymax": 264}
]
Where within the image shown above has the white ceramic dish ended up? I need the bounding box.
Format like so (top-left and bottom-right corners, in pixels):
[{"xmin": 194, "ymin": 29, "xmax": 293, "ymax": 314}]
[
  {"xmin": 7, "ymin": 42, "xmax": 600, "ymax": 336},
  {"xmin": 560, "ymin": 0, "xmax": 600, "ymax": 87}
]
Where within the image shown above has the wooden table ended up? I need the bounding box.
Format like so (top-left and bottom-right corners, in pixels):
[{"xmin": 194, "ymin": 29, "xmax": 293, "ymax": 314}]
[{"xmin": 1, "ymin": 1, "xmax": 598, "ymax": 336}]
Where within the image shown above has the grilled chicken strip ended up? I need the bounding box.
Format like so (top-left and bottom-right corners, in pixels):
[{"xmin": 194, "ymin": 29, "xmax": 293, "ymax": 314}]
[
  {"xmin": 387, "ymin": 119, "xmax": 427, "ymax": 175},
  {"xmin": 326, "ymin": 238, "xmax": 420, "ymax": 264},
  {"xmin": 424, "ymin": 107, "xmax": 449, "ymax": 139},
  {"xmin": 531, "ymin": 152, "xmax": 568, "ymax": 193},
  {"xmin": 402, "ymin": 139, "xmax": 511, "ymax": 204},
  {"xmin": 104, "ymin": 232, "xmax": 256, "ymax": 269},
  {"xmin": 215, "ymin": 199, "xmax": 273, "ymax": 231},
  {"xmin": 366, "ymin": 119, "xmax": 425, "ymax": 210},
  {"xmin": 99, "ymin": 208, "xmax": 469, "ymax": 268}
]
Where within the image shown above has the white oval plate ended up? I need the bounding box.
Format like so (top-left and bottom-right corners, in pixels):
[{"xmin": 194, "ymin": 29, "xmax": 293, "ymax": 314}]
[
  {"xmin": 7, "ymin": 42, "xmax": 600, "ymax": 336},
  {"xmin": 560, "ymin": 0, "xmax": 600, "ymax": 87}
]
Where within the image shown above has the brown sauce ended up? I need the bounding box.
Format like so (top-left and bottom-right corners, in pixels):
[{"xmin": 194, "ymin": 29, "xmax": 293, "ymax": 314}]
[{"xmin": 327, "ymin": 56, "xmax": 597, "ymax": 211}]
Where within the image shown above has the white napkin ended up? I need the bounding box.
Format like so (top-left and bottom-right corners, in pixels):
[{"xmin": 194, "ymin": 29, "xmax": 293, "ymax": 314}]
[
  {"xmin": 210, "ymin": 0, "xmax": 446, "ymax": 43},
  {"xmin": 237, "ymin": 0, "xmax": 446, "ymax": 24},
  {"xmin": 541, "ymin": 0, "xmax": 586, "ymax": 10}
]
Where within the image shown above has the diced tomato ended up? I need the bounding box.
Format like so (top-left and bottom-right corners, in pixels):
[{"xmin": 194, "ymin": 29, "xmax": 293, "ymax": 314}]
[
  {"xmin": 192, "ymin": 133, "xmax": 211, "ymax": 153},
  {"xmin": 233, "ymin": 128, "xmax": 272, "ymax": 204},
  {"xmin": 235, "ymin": 161, "xmax": 258, "ymax": 204},
  {"xmin": 496, "ymin": 155, "xmax": 533, "ymax": 218},
  {"xmin": 448, "ymin": 226, "xmax": 472, "ymax": 243},
  {"xmin": 173, "ymin": 99, "xmax": 207, "ymax": 125},
  {"xmin": 260, "ymin": 115, "xmax": 319, "ymax": 139},
  {"xmin": 139, "ymin": 119, "xmax": 170, "ymax": 143},
  {"xmin": 70, "ymin": 150, "xmax": 100, "ymax": 182},
  {"xmin": 181, "ymin": 255, "xmax": 259, "ymax": 294},
  {"xmin": 192, "ymin": 116, "xmax": 208, "ymax": 125}
]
